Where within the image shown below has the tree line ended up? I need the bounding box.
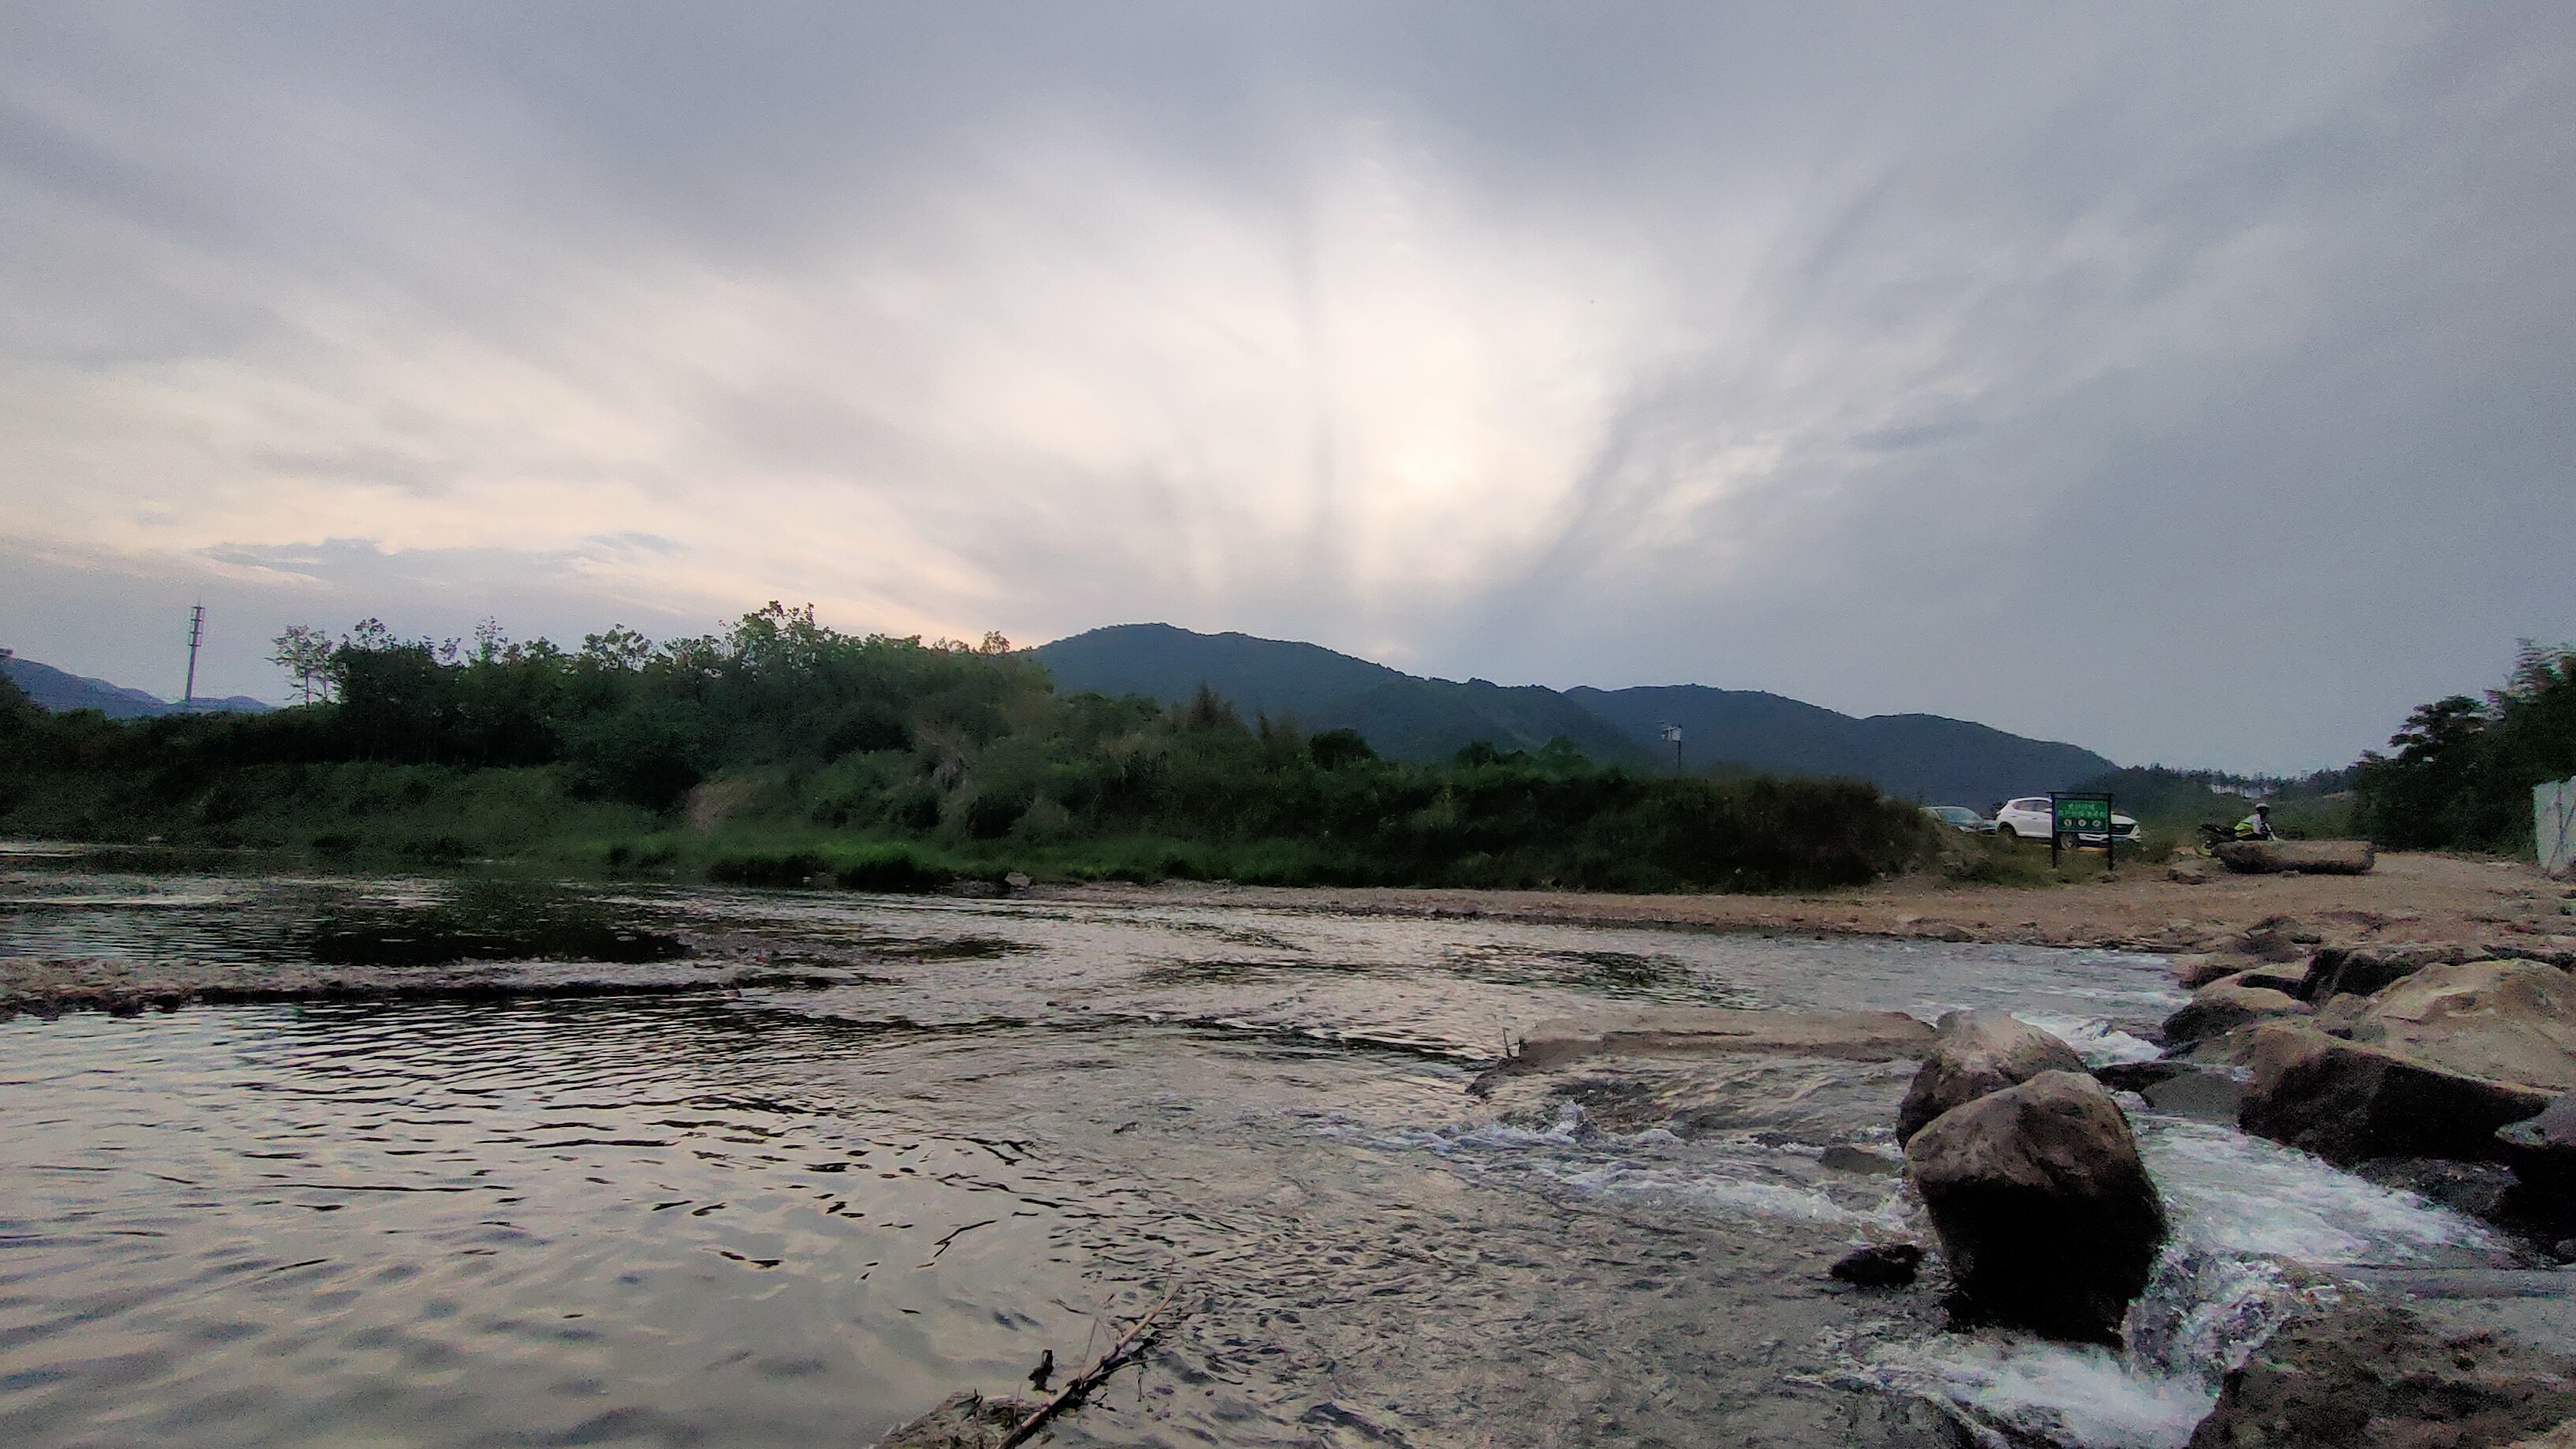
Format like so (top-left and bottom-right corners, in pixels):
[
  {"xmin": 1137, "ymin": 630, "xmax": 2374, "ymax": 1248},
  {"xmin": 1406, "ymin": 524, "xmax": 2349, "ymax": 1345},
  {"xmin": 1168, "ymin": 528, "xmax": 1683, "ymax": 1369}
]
[
  {"xmin": 0, "ymin": 604, "xmax": 1935, "ymax": 891},
  {"xmin": 2354, "ymin": 642, "xmax": 2576, "ymax": 852}
]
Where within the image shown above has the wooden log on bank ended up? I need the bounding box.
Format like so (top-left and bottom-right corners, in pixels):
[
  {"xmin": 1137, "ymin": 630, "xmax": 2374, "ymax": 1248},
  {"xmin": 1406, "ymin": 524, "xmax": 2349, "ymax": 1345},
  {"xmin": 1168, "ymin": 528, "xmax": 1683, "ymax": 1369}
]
[{"xmin": 2214, "ymin": 840, "xmax": 2376, "ymax": 875}]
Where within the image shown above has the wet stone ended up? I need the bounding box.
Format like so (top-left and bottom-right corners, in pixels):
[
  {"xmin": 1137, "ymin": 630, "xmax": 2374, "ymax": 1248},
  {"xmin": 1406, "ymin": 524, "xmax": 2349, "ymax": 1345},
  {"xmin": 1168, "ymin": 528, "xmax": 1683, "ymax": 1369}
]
[
  {"xmin": 1829, "ymin": 1243, "xmax": 1923, "ymax": 1289},
  {"xmin": 1895, "ymin": 1010, "xmax": 2085, "ymax": 1145},
  {"xmin": 1904, "ymin": 1071, "xmax": 2168, "ymax": 1342},
  {"xmin": 2189, "ymin": 1300, "xmax": 2576, "ymax": 1449},
  {"xmin": 2160, "ymin": 981, "xmax": 2312, "ymax": 1047}
]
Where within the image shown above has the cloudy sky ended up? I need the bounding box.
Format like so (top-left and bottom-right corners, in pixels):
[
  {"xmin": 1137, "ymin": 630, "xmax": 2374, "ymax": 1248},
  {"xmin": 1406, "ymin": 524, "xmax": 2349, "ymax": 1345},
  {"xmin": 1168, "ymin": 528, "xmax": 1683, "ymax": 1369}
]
[{"xmin": 2, "ymin": 3, "xmax": 2569, "ymax": 772}]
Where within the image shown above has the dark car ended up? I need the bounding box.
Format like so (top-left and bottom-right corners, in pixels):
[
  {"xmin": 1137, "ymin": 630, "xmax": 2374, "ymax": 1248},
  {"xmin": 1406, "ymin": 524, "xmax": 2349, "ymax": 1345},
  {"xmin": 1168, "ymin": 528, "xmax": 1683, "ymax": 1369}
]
[{"xmin": 1922, "ymin": 805, "xmax": 1997, "ymax": 833}]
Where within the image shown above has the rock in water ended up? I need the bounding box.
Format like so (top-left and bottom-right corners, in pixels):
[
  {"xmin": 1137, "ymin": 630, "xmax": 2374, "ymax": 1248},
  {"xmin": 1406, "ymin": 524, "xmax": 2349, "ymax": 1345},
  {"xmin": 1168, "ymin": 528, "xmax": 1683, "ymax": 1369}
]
[
  {"xmin": 1828, "ymin": 1242, "xmax": 1923, "ymax": 1287},
  {"xmin": 2159, "ymin": 980, "xmax": 2313, "ymax": 1048},
  {"xmin": 1904, "ymin": 1070, "xmax": 2166, "ymax": 1342},
  {"xmin": 2188, "ymin": 1300, "xmax": 2576, "ymax": 1448},
  {"xmin": 1895, "ymin": 1011, "xmax": 2086, "ymax": 1146},
  {"xmin": 1513, "ymin": 1008, "xmax": 1937, "ymax": 1070},
  {"xmin": 2236, "ymin": 1020, "xmax": 2554, "ymax": 1165}
]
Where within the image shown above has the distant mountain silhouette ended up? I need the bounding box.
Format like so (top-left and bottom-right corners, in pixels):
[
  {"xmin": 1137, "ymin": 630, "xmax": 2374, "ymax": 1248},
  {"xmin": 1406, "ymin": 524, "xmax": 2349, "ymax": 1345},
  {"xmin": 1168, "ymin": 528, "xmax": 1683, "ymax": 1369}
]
[
  {"xmin": 2, "ymin": 653, "xmax": 271, "ymax": 718},
  {"xmin": 1034, "ymin": 623, "xmax": 1645, "ymax": 764},
  {"xmin": 1035, "ymin": 623, "xmax": 2115, "ymax": 803},
  {"xmin": 1567, "ymin": 685, "xmax": 2114, "ymax": 808}
]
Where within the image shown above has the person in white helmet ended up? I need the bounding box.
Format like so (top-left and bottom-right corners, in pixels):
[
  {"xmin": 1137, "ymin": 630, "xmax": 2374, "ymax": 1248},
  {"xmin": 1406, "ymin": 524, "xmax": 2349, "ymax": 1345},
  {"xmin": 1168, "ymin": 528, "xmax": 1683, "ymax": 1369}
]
[{"xmin": 2233, "ymin": 803, "xmax": 2275, "ymax": 841}]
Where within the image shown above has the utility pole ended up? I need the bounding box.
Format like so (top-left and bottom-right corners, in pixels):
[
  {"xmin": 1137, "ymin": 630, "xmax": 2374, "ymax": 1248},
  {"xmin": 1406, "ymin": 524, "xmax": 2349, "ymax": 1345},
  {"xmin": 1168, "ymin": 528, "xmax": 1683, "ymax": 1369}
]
[{"xmin": 183, "ymin": 604, "xmax": 205, "ymax": 710}]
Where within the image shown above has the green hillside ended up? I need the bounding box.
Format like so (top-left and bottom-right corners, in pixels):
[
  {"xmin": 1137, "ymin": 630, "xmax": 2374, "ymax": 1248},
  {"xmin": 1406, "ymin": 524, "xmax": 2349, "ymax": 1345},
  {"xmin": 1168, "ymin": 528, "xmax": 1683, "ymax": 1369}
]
[
  {"xmin": 1569, "ymin": 685, "xmax": 2116, "ymax": 807},
  {"xmin": 1035, "ymin": 624, "xmax": 1647, "ymax": 765}
]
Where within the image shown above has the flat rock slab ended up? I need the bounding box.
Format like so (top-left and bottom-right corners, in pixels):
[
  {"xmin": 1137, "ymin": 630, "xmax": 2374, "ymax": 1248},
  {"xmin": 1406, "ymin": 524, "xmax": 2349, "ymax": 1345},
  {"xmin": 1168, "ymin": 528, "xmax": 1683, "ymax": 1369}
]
[
  {"xmin": 1515, "ymin": 1008, "xmax": 1935, "ymax": 1069},
  {"xmin": 0, "ymin": 957, "xmax": 853, "ymax": 1019},
  {"xmin": 2237, "ymin": 1020, "xmax": 2556, "ymax": 1164}
]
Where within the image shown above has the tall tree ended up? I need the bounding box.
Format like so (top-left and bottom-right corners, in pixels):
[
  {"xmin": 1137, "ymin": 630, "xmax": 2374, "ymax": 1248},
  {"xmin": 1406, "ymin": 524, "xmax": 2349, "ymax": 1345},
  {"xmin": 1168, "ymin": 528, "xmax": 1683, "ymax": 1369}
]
[{"xmin": 269, "ymin": 624, "xmax": 335, "ymax": 705}]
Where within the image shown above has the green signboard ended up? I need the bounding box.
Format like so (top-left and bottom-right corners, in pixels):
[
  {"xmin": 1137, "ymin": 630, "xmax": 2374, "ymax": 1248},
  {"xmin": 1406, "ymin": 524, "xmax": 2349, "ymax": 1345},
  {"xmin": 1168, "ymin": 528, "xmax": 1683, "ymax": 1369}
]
[
  {"xmin": 2050, "ymin": 792, "xmax": 2117, "ymax": 867},
  {"xmin": 2054, "ymin": 798, "xmax": 2111, "ymax": 830}
]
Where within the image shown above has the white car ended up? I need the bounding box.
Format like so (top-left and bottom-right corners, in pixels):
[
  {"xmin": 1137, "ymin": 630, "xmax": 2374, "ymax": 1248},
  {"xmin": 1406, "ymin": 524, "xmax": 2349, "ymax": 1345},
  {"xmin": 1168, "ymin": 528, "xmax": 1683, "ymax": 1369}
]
[{"xmin": 1994, "ymin": 796, "xmax": 2140, "ymax": 844}]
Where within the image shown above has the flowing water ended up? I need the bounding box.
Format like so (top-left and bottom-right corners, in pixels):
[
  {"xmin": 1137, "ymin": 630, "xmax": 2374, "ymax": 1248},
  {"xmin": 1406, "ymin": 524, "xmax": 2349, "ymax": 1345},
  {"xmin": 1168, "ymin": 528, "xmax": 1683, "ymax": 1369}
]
[{"xmin": 0, "ymin": 862, "xmax": 2527, "ymax": 1448}]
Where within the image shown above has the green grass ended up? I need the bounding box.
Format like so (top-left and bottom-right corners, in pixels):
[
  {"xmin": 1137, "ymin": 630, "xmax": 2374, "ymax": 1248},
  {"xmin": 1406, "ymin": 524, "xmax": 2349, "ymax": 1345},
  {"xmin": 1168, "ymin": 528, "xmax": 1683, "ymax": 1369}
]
[
  {"xmin": 0, "ymin": 759, "xmax": 658, "ymax": 868},
  {"xmin": 1934, "ymin": 827, "xmax": 2170, "ymax": 886}
]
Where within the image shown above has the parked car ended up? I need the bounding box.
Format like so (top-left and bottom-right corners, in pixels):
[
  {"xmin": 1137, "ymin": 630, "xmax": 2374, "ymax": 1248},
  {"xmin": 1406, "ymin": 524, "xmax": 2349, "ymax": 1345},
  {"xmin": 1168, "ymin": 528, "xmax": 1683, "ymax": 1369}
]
[
  {"xmin": 1922, "ymin": 805, "xmax": 1996, "ymax": 833},
  {"xmin": 1993, "ymin": 796, "xmax": 2140, "ymax": 844}
]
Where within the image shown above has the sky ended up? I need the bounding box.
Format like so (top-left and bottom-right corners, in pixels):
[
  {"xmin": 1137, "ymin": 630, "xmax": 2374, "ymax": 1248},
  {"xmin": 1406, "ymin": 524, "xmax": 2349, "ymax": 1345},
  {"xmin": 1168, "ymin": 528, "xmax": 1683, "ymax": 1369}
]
[{"xmin": 2, "ymin": 2, "xmax": 2570, "ymax": 773}]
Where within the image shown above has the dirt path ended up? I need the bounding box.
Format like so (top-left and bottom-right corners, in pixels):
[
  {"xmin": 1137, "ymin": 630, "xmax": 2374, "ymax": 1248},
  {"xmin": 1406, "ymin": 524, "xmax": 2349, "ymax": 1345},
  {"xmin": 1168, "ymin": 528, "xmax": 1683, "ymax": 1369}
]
[{"xmin": 1032, "ymin": 852, "xmax": 2576, "ymax": 964}]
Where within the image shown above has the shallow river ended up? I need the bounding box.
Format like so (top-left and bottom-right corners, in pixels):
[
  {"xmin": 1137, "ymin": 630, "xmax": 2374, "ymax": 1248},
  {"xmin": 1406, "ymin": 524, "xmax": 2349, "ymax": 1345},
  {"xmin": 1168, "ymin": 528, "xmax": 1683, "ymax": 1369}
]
[{"xmin": 0, "ymin": 868, "xmax": 2526, "ymax": 1448}]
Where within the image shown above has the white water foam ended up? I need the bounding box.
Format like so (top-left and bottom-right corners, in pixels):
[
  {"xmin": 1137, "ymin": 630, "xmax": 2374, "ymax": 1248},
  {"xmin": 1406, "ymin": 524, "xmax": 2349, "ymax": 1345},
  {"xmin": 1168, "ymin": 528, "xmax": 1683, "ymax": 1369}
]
[
  {"xmin": 2013, "ymin": 1011, "xmax": 2166, "ymax": 1067},
  {"xmin": 2140, "ymin": 1116, "xmax": 2510, "ymax": 1264},
  {"xmin": 1835, "ymin": 1116, "xmax": 2507, "ymax": 1448},
  {"xmin": 1359, "ymin": 1007, "xmax": 2514, "ymax": 1448},
  {"xmin": 1540, "ymin": 1157, "xmax": 1907, "ymax": 1226},
  {"xmin": 1354, "ymin": 1102, "xmax": 1910, "ymax": 1228},
  {"xmin": 1846, "ymin": 1332, "xmax": 2218, "ymax": 1449}
]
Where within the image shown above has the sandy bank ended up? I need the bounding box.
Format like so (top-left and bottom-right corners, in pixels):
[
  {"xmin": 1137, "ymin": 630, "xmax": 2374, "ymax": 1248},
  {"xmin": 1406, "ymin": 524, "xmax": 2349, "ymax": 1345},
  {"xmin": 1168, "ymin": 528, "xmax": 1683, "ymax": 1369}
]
[
  {"xmin": 1031, "ymin": 851, "xmax": 2576, "ymax": 961},
  {"xmin": 8, "ymin": 852, "xmax": 2569, "ymax": 1020}
]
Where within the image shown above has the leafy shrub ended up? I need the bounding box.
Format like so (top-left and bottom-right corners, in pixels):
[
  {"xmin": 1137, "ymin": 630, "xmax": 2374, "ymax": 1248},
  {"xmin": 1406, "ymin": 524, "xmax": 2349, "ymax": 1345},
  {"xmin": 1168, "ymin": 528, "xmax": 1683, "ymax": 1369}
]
[
  {"xmin": 833, "ymin": 847, "xmax": 952, "ymax": 893},
  {"xmin": 707, "ymin": 850, "xmax": 829, "ymax": 887}
]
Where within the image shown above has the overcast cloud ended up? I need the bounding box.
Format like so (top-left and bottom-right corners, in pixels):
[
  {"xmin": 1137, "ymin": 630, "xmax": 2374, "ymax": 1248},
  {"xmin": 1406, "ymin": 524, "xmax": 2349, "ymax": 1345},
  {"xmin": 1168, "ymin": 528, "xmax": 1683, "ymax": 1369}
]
[{"xmin": 2, "ymin": 2, "xmax": 2570, "ymax": 771}]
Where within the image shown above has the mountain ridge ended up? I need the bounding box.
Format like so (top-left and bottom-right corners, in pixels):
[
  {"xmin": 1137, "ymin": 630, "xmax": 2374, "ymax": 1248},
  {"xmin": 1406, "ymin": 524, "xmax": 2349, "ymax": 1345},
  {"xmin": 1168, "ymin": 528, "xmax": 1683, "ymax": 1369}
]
[
  {"xmin": 1035, "ymin": 623, "xmax": 2116, "ymax": 805},
  {"xmin": 2, "ymin": 653, "xmax": 271, "ymax": 718}
]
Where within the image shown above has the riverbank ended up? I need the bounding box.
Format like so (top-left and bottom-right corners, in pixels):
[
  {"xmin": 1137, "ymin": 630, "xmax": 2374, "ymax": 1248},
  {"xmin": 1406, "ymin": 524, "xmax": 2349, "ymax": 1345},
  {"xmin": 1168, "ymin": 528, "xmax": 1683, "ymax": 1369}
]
[
  {"xmin": 5, "ymin": 850, "xmax": 2565, "ymax": 1020},
  {"xmin": 1029, "ymin": 850, "xmax": 2576, "ymax": 962}
]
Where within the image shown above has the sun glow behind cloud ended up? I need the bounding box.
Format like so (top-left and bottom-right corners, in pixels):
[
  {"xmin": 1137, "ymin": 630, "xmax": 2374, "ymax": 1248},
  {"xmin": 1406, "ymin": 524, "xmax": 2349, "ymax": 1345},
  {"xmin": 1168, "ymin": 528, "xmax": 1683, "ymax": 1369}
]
[
  {"xmin": 5, "ymin": 118, "xmax": 1690, "ymax": 632},
  {"xmin": 2, "ymin": 3, "xmax": 2570, "ymax": 771}
]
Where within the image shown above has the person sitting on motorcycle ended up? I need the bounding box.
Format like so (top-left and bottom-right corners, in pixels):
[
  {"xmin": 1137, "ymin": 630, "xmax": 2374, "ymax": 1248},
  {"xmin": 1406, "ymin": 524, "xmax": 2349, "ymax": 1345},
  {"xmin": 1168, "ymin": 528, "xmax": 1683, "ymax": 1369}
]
[{"xmin": 2233, "ymin": 803, "xmax": 2275, "ymax": 841}]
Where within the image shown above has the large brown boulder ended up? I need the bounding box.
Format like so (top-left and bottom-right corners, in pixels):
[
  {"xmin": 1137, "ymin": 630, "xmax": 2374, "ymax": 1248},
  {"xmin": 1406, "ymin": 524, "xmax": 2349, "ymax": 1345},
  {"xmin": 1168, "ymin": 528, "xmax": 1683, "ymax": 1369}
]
[
  {"xmin": 2169, "ymin": 953, "xmax": 2245, "ymax": 989},
  {"xmin": 1904, "ymin": 1070, "xmax": 2167, "ymax": 1342},
  {"xmin": 2348, "ymin": 959, "xmax": 2576, "ymax": 1092},
  {"xmin": 2160, "ymin": 979, "xmax": 2313, "ymax": 1047},
  {"xmin": 2214, "ymin": 839, "xmax": 2376, "ymax": 874},
  {"xmin": 2188, "ymin": 1300, "xmax": 2576, "ymax": 1449},
  {"xmin": 1895, "ymin": 1011, "xmax": 2086, "ymax": 1145},
  {"xmin": 2237, "ymin": 1020, "xmax": 2555, "ymax": 1165},
  {"xmin": 2297, "ymin": 943, "xmax": 2473, "ymax": 1002}
]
